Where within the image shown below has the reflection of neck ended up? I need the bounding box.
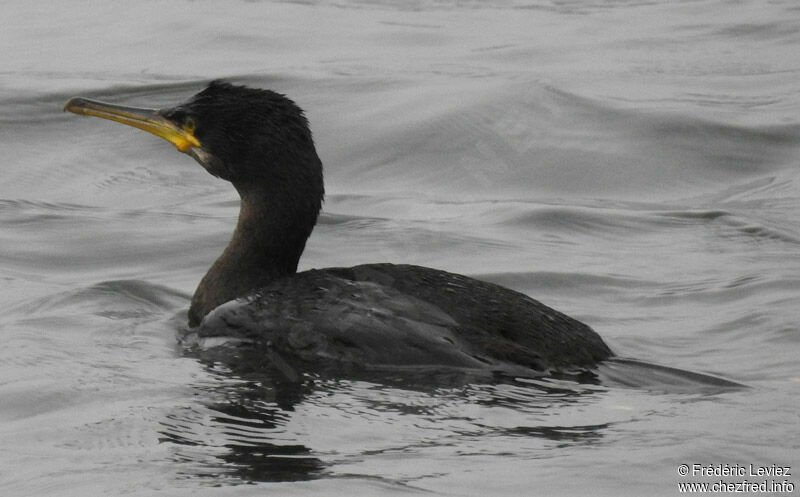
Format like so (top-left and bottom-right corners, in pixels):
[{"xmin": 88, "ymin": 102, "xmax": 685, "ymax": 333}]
[{"xmin": 188, "ymin": 184, "xmax": 320, "ymax": 327}]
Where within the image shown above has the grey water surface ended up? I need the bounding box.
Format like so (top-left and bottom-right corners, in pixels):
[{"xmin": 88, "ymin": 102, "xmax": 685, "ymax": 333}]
[{"xmin": 1, "ymin": 0, "xmax": 799, "ymax": 495}]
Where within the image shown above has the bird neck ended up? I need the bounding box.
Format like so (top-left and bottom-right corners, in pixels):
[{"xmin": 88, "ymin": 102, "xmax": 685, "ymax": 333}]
[{"xmin": 188, "ymin": 185, "xmax": 320, "ymax": 327}]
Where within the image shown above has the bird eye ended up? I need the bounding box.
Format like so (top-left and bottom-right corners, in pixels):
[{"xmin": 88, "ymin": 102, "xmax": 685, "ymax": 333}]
[{"xmin": 183, "ymin": 116, "xmax": 197, "ymax": 134}]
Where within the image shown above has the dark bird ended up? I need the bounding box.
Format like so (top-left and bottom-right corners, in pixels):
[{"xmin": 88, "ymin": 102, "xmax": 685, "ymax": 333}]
[{"xmin": 64, "ymin": 81, "xmax": 613, "ymax": 377}]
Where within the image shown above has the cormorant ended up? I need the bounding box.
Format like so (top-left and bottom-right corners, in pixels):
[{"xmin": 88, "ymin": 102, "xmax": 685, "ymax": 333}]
[{"xmin": 64, "ymin": 81, "xmax": 613, "ymax": 376}]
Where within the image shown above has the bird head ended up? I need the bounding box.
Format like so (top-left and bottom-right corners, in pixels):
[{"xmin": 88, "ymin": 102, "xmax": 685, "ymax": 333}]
[{"xmin": 65, "ymin": 80, "xmax": 323, "ymax": 195}]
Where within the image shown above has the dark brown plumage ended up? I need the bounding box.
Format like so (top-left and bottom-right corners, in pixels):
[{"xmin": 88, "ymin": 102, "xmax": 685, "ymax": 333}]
[{"xmin": 66, "ymin": 81, "xmax": 613, "ymax": 377}]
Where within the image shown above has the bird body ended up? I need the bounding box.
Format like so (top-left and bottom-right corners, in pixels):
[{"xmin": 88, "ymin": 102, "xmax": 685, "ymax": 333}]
[{"xmin": 193, "ymin": 263, "xmax": 611, "ymax": 373}]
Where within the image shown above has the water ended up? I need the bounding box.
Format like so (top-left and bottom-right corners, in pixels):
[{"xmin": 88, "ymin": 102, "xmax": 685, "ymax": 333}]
[{"xmin": 1, "ymin": 0, "xmax": 799, "ymax": 495}]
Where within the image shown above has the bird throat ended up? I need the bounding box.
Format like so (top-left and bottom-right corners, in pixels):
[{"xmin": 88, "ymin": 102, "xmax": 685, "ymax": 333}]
[{"xmin": 187, "ymin": 190, "xmax": 313, "ymax": 327}]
